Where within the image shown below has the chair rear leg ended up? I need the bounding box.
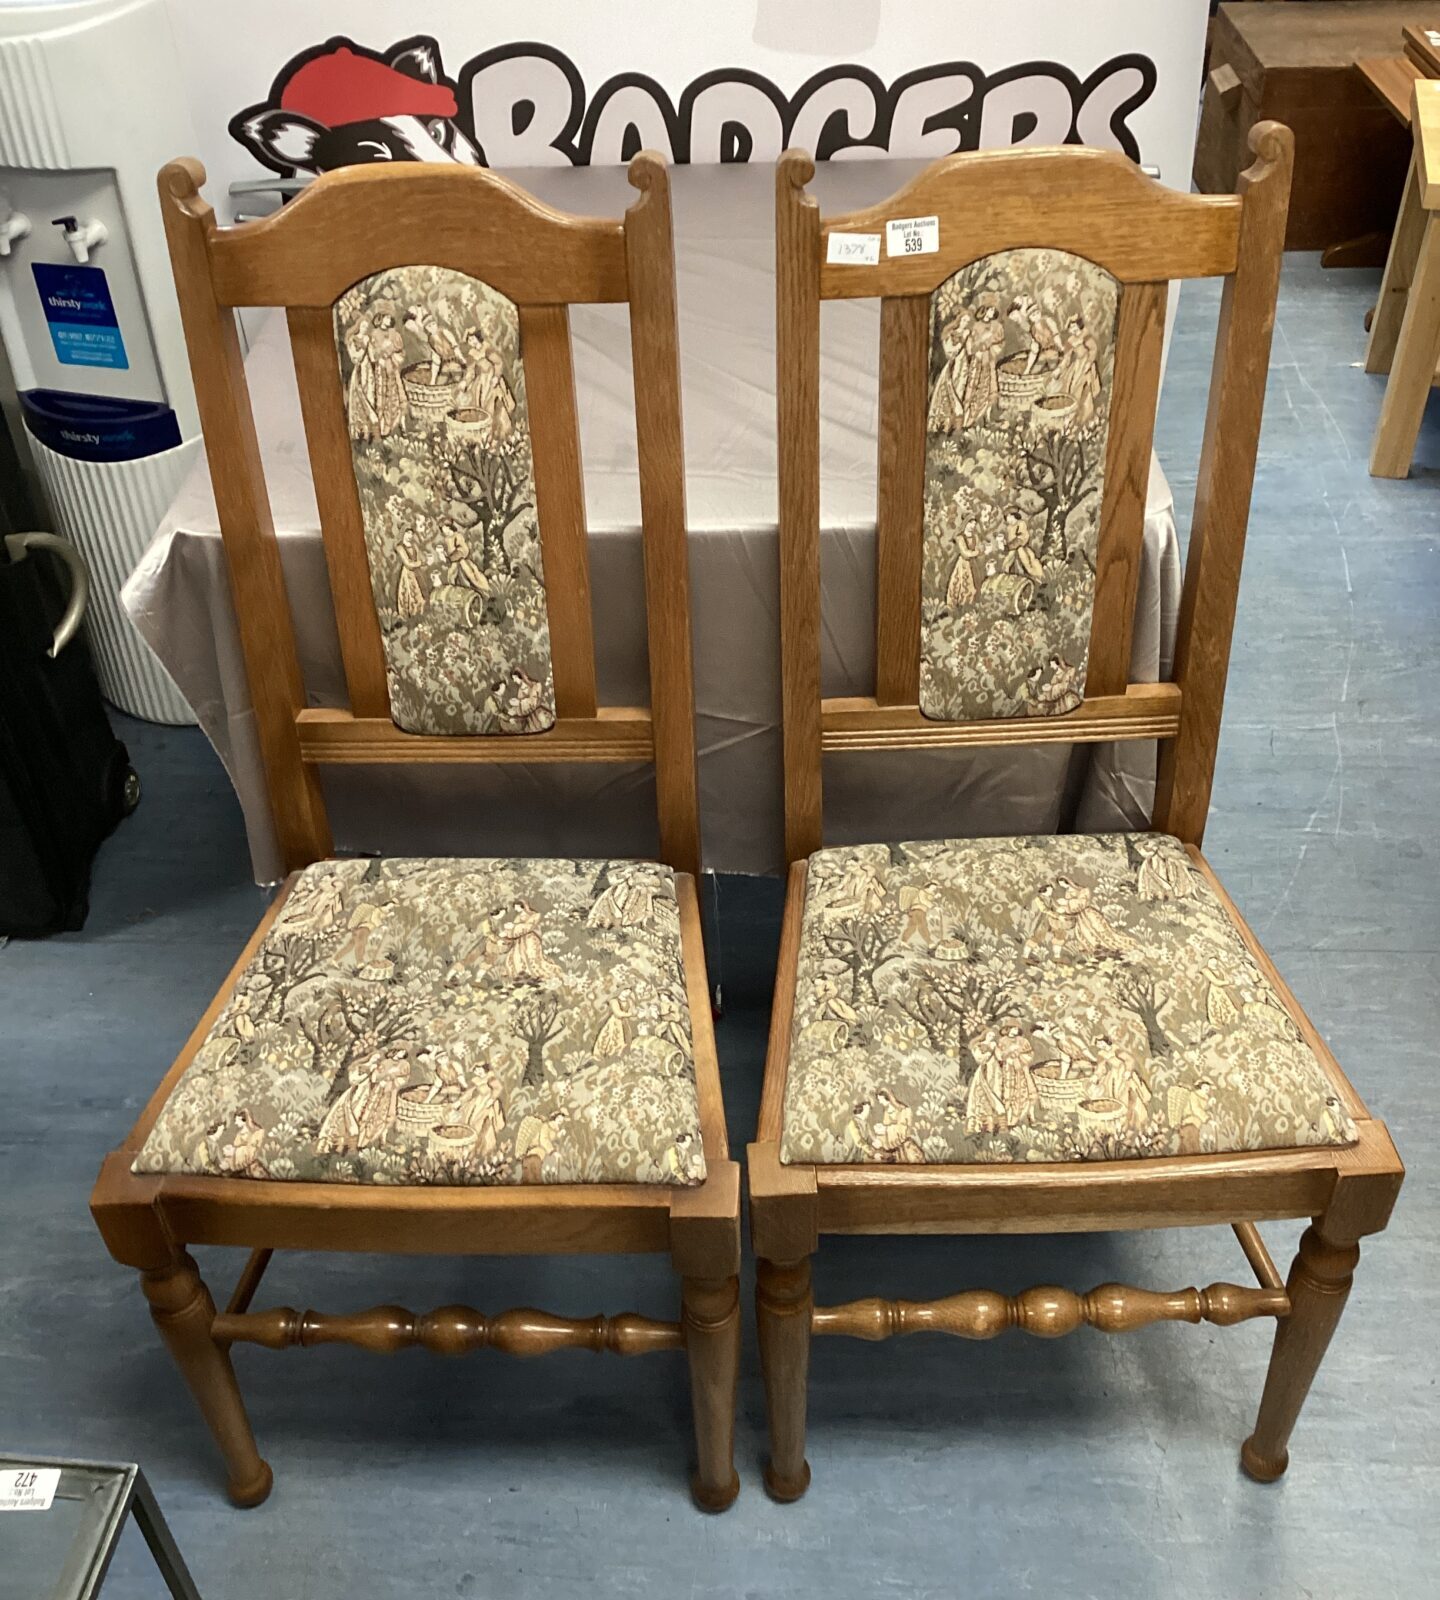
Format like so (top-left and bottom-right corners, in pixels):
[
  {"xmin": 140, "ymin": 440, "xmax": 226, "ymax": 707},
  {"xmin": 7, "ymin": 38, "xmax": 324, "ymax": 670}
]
[
  {"xmin": 141, "ymin": 1250, "xmax": 273, "ymax": 1506},
  {"xmin": 681, "ymin": 1275, "xmax": 741, "ymax": 1511},
  {"xmin": 757, "ymin": 1255, "xmax": 813, "ymax": 1502},
  {"xmin": 1241, "ymin": 1222, "xmax": 1360, "ymax": 1482}
]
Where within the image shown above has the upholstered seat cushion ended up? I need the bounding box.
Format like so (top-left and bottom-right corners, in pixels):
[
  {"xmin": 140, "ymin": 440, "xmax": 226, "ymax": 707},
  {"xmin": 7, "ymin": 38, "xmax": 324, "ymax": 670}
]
[
  {"xmin": 135, "ymin": 858, "xmax": 705, "ymax": 1187},
  {"xmin": 780, "ymin": 834, "xmax": 1355, "ymax": 1166}
]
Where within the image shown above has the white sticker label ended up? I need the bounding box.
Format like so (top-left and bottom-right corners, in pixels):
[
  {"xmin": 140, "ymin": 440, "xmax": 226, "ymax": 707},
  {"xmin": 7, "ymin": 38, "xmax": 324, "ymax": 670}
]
[
  {"xmin": 826, "ymin": 232, "xmax": 881, "ymax": 266},
  {"xmin": 1, "ymin": 1468, "xmax": 61, "ymax": 1512},
  {"xmin": 885, "ymin": 215, "xmax": 940, "ymax": 257}
]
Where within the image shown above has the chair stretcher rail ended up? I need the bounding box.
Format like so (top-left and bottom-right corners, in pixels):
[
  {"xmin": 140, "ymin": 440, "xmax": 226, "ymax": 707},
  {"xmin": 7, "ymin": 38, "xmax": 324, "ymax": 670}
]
[
  {"xmin": 810, "ymin": 1281, "xmax": 1289, "ymax": 1340},
  {"xmin": 212, "ymin": 1303, "xmax": 685, "ymax": 1356}
]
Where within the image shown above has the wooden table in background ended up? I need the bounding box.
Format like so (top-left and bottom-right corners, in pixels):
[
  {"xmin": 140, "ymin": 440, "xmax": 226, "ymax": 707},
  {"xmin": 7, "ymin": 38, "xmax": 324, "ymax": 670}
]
[
  {"xmin": 1197, "ymin": 3, "xmax": 1440, "ymax": 259},
  {"xmin": 1367, "ymin": 77, "xmax": 1440, "ymax": 476}
]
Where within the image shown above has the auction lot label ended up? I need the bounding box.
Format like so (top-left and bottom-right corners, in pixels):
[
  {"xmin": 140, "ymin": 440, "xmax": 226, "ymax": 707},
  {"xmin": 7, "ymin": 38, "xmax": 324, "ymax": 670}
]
[{"xmin": 1, "ymin": 1467, "xmax": 61, "ymax": 1512}]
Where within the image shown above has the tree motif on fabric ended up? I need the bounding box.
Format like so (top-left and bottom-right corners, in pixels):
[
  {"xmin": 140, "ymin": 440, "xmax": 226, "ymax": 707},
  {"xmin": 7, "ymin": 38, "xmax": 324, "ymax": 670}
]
[
  {"xmin": 134, "ymin": 858, "xmax": 705, "ymax": 1188},
  {"xmin": 781, "ymin": 835, "xmax": 1357, "ymax": 1167},
  {"xmin": 920, "ymin": 248, "xmax": 1119, "ymax": 722},
  {"xmin": 335, "ymin": 266, "xmax": 555, "ymax": 735}
]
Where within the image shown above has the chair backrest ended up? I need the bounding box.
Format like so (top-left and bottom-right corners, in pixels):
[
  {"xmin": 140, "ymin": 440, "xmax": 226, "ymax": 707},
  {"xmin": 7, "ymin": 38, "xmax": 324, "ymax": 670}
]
[
  {"xmin": 159, "ymin": 153, "xmax": 699, "ymax": 880},
  {"xmin": 774, "ymin": 125, "xmax": 1293, "ymax": 865}
]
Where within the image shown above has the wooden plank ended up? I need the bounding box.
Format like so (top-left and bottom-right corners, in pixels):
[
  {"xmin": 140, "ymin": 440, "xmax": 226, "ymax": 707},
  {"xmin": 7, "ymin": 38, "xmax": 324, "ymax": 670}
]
[
  {"xmin": 1356, "ymin": 55, "xmax": 1424, "ymax": 127},
  {"xmin": 157, "ymin": 162, "xmax": 331, "ymax": 871},
  {"xmin": 208, "ymin": 163, "xmax": 628, "ymax": 309},
  {"xmin": 818, "ymin": 148, "xmax": 1241, "ymax": 300},
  {"xmin": 1154, "ymin": 124, "xmax": 1292, "ymax": 846},
  {"xmin": 1370, "ymin": 212, "xmax": 1440, "ymax": 476},
  {"xmin": 1404, "ymin": 22, "xmax": 1440, "ymax": 79},
  {"xmin": 811, "ymin": 1148, "xmax": 1340, "ymax": 1237},
  {"xmin": 153, "ymin": 1175, "xmax": 674, "ymax": 1257},
  {"xmin": 820, "ymin": 684, "xmax": 1180, "ymax": 753},
  {"xmin": 1365, "ymin": 152, "xmax": 1427, "ymax": 374},
  {"xmin": 1417, "ymin": 78, "xmax": 1440, "ymax": 206},
  {"xmin": 295, "ymin": 708, "xmax": 653, "ymax": 764},
  {"xmin": 776, "ymin": 151, "xmax": 825, "ymax": 864},
  {"xmin": 518, "ymin": 303, "xmax": 597, "ymax": 720},
  {"xmin": 625, "ymin": 154, "xmax": 702, "ymax": 882},
  {"xmin": 1086, "ymin": 280, "xmax": 1168, "ymax": 698},
  {"xmin": 1222, "ymin": 4, "xmax": 1440, "ymax": 75},
  {"xmin": 873, "ymin": 296, "xmax": 928, "ymax": 706},
  {"xmin": 286, "ymin": 306, "xmax": 390, "ymax": 718}
]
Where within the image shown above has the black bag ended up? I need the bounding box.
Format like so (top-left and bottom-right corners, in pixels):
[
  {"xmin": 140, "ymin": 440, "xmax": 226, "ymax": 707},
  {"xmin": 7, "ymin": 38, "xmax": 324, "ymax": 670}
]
[{"xmin": 0, "ymin": 532, "xmax": 138, "ymax": 935}]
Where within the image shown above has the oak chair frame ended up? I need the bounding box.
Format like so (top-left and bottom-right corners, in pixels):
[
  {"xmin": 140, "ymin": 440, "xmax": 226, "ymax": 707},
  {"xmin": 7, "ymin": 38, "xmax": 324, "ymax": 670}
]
[
  {"xmin": 91, "ymin": 153, "xmax": 742, "ymax": 1513},
  {"xmin": 751, "ymin": 127, "xmax": 1404, "ymax": 1500}
]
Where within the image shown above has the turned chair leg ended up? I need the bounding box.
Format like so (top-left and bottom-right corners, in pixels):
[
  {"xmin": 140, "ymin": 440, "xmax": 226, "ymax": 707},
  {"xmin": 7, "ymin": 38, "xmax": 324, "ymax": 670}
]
[
  {"xmin": 141, "ymin": 1251, "xmax": 273, "ymax": 1507},
  {"xmin": 1241, "ymin": 1222, "xmax": 1362, "ymax": 1482},
  {"xmin": 681, "ymin": 1275, "xmax": 741, "ymax": 1512},
  {"xmin": 757, "ymin": 1256, "xmax": 813, "ymax": 1502}
]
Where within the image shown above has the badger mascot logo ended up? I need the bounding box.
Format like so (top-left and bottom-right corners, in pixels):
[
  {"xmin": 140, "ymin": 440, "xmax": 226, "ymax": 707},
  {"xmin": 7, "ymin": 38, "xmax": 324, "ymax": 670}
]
[{"xmin": 230, "ymin": 34, "xmax": 481, "ymax": 174}]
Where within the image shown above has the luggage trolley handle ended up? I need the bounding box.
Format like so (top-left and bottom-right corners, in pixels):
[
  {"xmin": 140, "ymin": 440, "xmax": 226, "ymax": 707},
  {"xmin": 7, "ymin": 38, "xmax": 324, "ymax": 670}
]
[{"xmin": 3, "ymin": 532, "xmax": 90, "ymax": 657}]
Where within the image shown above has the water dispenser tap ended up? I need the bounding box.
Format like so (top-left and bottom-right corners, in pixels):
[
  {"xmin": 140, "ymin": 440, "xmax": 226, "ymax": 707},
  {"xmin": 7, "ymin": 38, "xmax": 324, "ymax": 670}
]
[
  {"xmin": 51, "ymin": 215, "xmax": 108, "ymax": 265},
  {"xmin": 0, "ymin": 204, "xmax": 30, "ymax": 258}
]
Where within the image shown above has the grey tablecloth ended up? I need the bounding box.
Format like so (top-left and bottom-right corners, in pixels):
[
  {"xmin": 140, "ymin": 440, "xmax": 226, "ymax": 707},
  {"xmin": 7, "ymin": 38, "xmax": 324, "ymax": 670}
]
[{"xmin": 121, "ymin": 161, "xmax": 1180, "ymax": 884}]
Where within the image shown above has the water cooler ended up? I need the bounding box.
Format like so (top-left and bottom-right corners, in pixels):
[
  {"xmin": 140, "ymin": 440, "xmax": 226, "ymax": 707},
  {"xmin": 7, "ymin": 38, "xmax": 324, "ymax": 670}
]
[{"xmin": 0, "ymin": 0, "xmax": 201, "ymax": 723}]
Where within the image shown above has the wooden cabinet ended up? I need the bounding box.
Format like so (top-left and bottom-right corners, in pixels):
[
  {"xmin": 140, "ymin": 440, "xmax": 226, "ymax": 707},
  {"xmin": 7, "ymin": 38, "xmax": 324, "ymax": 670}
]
[{"xmin": 1197, "ymin": 2, "xmax": 1440, "ymax": 249}]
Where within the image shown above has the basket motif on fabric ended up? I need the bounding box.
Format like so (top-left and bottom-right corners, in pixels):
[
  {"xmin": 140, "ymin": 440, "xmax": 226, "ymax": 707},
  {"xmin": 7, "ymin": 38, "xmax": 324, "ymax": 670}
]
[{"xmin": 401, "ymin": 362, "xmax": 462, "ymax": 418}]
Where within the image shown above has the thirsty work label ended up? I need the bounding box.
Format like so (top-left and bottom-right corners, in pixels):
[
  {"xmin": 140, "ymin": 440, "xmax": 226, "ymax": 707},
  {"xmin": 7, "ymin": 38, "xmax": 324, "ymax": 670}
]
[{"xmin": 32, "ymin": 263, "xmax": 129, "ymax": 371}]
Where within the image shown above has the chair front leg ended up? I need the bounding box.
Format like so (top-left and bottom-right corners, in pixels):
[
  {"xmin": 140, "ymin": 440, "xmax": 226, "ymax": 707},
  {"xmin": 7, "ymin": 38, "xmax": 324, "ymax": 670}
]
[
  {"xmin": 1242, "ymin": 1128, "xmax": 1403, "ymax": 1481},
  {"xmin": 1241, "ymin": 1221, "xmax": 1362, "ymax": 1482},
  {"xmin": 141, "ymin": 1250, "xmax": 273, "ymax": 1507},
  {"xmin": 681, "ymin": 1275, "xmax": 741, "ymax": 1511},
  {"xmin": 757, "ymin": 1255, "xmax": 813, "ymax": 1502}
]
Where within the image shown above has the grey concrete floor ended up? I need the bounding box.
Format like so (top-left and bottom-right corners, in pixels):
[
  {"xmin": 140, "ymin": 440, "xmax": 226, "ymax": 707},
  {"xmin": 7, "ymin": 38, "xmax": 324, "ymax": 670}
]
[{"xmin": 2, "ymin": 255, "xmax": 1436, "ymax": 1598}]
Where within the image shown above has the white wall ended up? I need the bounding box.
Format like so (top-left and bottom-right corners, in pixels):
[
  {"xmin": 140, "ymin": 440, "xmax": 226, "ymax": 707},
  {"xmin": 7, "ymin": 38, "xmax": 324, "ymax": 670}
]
[{"xmin": 162, "ymin": 1, "xmax": 1209, "ymax": 204}]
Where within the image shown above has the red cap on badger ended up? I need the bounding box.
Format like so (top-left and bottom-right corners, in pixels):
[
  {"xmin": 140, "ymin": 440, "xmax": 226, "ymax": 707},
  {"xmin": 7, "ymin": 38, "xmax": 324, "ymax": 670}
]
[{"xmin": 280, "ymin": 46, "xmax": 457, "ymax": 127}]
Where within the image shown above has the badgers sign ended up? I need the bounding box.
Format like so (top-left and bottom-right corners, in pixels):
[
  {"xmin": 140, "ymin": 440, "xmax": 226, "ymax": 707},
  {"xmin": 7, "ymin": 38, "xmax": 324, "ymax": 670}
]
[{"xmin": 230, "ymin": 34, "xmax": 1159, "ymax": 175}]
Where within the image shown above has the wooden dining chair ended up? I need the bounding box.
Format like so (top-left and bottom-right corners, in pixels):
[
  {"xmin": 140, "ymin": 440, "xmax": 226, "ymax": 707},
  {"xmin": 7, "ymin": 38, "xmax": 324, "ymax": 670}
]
[
  {"xmin": 751, "ymin": 124, "xmax": 1403, "ymax": 1500},
  {"xmin": 90, "ymin": 152, "xmax": 742, "ymax": 1513}
]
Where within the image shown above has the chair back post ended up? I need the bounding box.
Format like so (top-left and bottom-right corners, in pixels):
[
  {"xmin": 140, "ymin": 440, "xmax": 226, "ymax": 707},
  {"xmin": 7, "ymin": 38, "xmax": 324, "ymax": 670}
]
[
  {"xmin": 521, "ymin": 298, "xmax": 598, "ymax": 721},
  {"xmin": 286, "ymin": 302, "xmax": 390, "ymax": 718},
  {"xmin": 158, "ymin": 159, "xmax": 332, "ymax": 872},
  {"xmin": 625, "ymin": 153, "xmax": 702, "ymax": 882},
  {"xmin": 776, "ymin": 150, "xmax": 824, "ymax": 866},
  {"xmin": 1153, "ymin": 122, "xmax": 1294, "ymax": 845}
]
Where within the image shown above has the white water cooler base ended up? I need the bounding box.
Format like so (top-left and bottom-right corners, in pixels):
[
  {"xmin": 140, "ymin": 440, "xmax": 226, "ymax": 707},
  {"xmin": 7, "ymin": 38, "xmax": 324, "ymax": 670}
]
[{"xmin": 31, "ymin": 434, "xmax": 200, "ymax": 725}]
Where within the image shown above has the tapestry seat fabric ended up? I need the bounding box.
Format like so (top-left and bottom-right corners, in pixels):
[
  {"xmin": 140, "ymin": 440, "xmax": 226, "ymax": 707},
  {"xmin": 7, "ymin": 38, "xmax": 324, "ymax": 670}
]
[
  {"xmin": 135, "ymin": 857, "xmax": 706, "ymax": 1188},
  {"xmin": 920, "ymin": 247, "xmax": 1119, "ymax": 723},
  {"xmin": 779, "ymin": 834, "xmax": 1356, "ymax": 1166},
  {"xmin": 334, "ymin": 265, "xmax": 556, "ymax": 737}
]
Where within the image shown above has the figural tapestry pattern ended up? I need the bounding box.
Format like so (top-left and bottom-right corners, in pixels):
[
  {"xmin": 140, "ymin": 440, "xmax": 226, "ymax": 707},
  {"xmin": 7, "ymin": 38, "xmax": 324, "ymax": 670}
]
[
  {"xmin": 921, "ymin": 248, "xmax": 1119, "ymax": 722},
  {"xmin": 779, "ymin": 834, "xmax": 1356, "ymax": 1167},
  {"xmin": 334, "ymin": 266, "xmax": 555, "ymax": 736},
  {"xmin": 135, "ymin": 857, "xmax": 706, "ymax": 1187}
]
